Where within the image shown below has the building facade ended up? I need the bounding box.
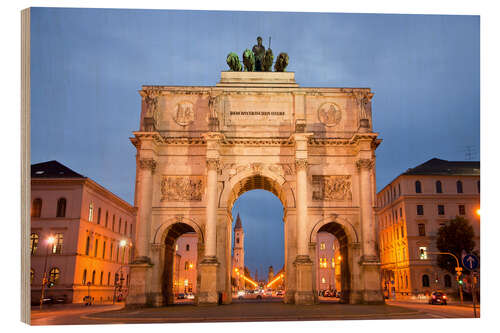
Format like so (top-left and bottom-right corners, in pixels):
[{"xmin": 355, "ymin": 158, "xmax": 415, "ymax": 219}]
[
  {"xmin": 376, "ymin": 158, "xmax": 480, "ymax": 299},
  {"xmin": 315, "ymin": 232, "xmax": 336, "ymax": 292},
  {"xmin": 30, "ymin": 161, "xmax": 136, "ymax": 304},
  {"xmin": 173, "ymin": 233, "xmax": 198, "ymax": 295}
]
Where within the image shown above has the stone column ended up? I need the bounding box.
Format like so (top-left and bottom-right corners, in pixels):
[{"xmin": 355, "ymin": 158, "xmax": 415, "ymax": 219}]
[
  {"xmin": 356, "ymin": 158, "xmax": 377, "ymax": 261},
  {"xmin": 295, "ymin": 159, "xmax": 309, "ymax": 257},
  {"xmin": 205, "ymin": 158, "xmax": 219, "ymax": 259},
  {"xmin": 135, "ymin": 158, "xmax": 157, "ymax": 262}
]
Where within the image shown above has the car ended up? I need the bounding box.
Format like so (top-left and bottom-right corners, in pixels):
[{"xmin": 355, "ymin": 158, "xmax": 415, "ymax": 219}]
[
  {"xmin": 276, "ymin": 290, "xmax": 284, "ymax": 296},
  {"xmin": 429, "ymin": 291, "xmax": 447, "ymax": 305},
  {"xmin": 237, "ymin": 290, "xmax": 246, "ymax": 299},
  {"xmin": 186, "ymin": 293, "xmax": 195, "ymax": 300},
  {"xmin": 265, "ymin": 289, "xmax": 273, "ymax": 297},
  {"xmin": 176, "ymin": 293, "xmax": 185, "ymax": 299}
]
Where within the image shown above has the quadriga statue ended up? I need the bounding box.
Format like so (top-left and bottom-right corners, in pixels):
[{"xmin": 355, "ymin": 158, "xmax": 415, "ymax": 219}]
[
  {"xmin": 226, "ymin": 52, "xmax": 242, "ymax": 71},
  {"xmin": 262, "ymin": 48, "xmax": 274, "ymax": 72},
  {"xmin": 274, "ymin": 52, "xmax": 289, "ymax": 72}
]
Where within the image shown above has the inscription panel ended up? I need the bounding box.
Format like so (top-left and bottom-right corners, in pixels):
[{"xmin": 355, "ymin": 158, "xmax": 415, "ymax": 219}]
[{"xmin": 222, "ymin": 94, "xmax": 292, "ymax": 126}]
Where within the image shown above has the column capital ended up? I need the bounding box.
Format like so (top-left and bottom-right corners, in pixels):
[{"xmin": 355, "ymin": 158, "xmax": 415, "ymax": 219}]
[
  {"xmin": 356, "ymin": 158, "xmax": 374, "ymax": 171},
  {"xmin": 206, "ymin": 158, "xmax": 221, "ymax": 171},
  {"xmin": 295, "ymin": 159, "xmax": 308, "ymax": 171},
  {"xmin": 139, "ymin": 158, "xmax": 157, "ymax": 173}
]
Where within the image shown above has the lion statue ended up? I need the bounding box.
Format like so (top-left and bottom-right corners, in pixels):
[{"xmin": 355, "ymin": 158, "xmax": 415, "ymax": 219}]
[
  {"xmin": 262, "ymin": 48, "xmax": 274, "ymax": 72},
  {"xmin": 242, "ymin": 49, "xmax": 255, "ymax": 72},
  {"xmin": 226, "ymin": 52, "xmax": 242, "ymax": 71},
  {"xmin": 274, "ymin": 52, "xmax": 289, "ymax": 72}
]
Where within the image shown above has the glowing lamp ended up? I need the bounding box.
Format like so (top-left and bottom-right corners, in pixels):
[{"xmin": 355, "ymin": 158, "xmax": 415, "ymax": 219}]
[{"xmin": 120, "ymin": 240, "xmax": 127, "ymax": 247}]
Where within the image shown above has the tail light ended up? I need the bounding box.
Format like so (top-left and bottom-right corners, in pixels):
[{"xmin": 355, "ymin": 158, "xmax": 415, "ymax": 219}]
[
  {"xmin": 443, "ymin": 295, "xmax": 447, "ymax": 299},
  {"xmin": 432, "ymin": 295, "xmax": 436, "ymax": 299}
]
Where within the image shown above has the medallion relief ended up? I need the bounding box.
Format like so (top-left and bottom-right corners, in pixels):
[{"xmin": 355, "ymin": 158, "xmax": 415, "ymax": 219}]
[
  {"xmin": 160, "ymin": 176, "xmax": 204, "ymax": 201},
  {"xmin": 312, "ymin": 175, "xmax": 352, "ymax": 201},
  {"xmin": 317, "ymin": 102, "xmax": 342, "ymax": 127},
  {"xmin": 173, "ymin": 101, "xmax": 195, "ymax": 126}
]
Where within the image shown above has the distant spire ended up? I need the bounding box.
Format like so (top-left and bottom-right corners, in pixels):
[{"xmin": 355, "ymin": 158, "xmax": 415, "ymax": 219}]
[{"xmin": 234, "ymin": 213, "xmax": 243, "ymax": 230}]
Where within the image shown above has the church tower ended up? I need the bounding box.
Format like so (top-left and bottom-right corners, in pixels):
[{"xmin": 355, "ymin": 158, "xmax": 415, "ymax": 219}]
[{"xmin": 232, "ymin": 213, "xmax": 245, "ymax": 289}]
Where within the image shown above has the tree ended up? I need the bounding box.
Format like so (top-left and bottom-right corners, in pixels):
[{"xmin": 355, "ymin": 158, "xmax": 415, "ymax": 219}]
[{"xmin": 436, "ymin": 216, "xmax": 476, "ymax": 274}]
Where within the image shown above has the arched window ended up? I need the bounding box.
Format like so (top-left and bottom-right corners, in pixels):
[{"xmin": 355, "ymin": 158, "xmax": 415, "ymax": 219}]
[
  {"xmin": 100, "ymin": 271, "xmax": 104, "ymax": 285},
  {"xmin": 56, "ymin": 198, "xmax": 66, "ymax": 217},
  {"xmin": 415, "ymin": 181, "xmax": 422, "ymax": 193},
  {"xmin": 422, "ymin": 274, "xmax": 430, "ymax": 287},
  {"xmin": 236, "ymin": 237, "xmax": 240, "ymax": 244},
  {"xmin": 88, "ymin": 201, "xmax": 94, "ymax": 222},
  {"xmin": 444, "ymin": 274, "xmax": 452, "ymax": 288},
  {"xmin": 49, "ymin": 267, "xmax": 60, "ymax": 285},
  {"xmin": 186, "ymin": 244, "xmax": 190, "ymax": 251},
  {"xmin": 91, "ymin": 270, "xmax": 96, "ymax": 284},
  {"xmin": 85, "ymin": 236, "xmax": 90, "ymax": 255},
  {"xmin": 52, "ymin": 233, "xmax": 64, "ymax": 254},
  {"xmin": 82, "ymin": 269, "xmax": 87, "ymax": 284},
  {"xmin": 436, "ymin": 181, "xmax": 442, "ymax": 193},
  {"xmin": 107, "ymin": 272, "xmax": 111, "ymax": 286},
  {"xmin": 30, "ymin": 233, "xmax": 39, "ymax": 255},
  {"xmin": 30, "ymin": 269, "xmax": 35, "ymax": 285},
  {"xmin": 31, "ymin": 198, "xmax": 42, "ymax": 217},
  {"xmin": 456, "ymin": 180, "xmax": 463, "ymax": 193},
  {"xmin": 184, "ymin": 261, "xmax": 189, "ymax": 270}
]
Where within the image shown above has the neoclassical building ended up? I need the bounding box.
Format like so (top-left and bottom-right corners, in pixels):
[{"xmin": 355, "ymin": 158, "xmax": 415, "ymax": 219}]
[
  {"xmin": 30, "ymin": 161, "xmax": 136, "ymax": 304},
  {"xmin": 127, "ymin": 71, "xmax": 384, "ymax": 306},
  {"xmin": 376, "ymin": 158, "xmax": 480, "ymax": 299},
  {"xmin": 172, "ymin": 233, "xmax": 198, "ymax": 295}
]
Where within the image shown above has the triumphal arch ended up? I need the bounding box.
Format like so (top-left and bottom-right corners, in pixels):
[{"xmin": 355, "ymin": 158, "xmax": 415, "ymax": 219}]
[{"xmin": 127, "ymin": 71, "xmax": 384, "ymax": 307}]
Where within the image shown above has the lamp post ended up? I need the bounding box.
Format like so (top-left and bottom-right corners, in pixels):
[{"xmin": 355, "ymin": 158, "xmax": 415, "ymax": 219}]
[
  {"xmin": 427, "ymin": 251, "xmax": 463, "ymax": 304},
  {"xmin": 113, "ymin": 240, "xmax": 131, "ymax": 304},
  {"xmin": 39, "ymin": 235, "xmax": 55, "ymax": 309}
]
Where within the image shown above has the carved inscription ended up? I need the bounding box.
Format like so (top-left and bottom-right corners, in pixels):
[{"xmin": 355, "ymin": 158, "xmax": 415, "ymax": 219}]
[
  {"xmin": 161, "ymin": 176, "xmax": 204, "ymax": 201},
  {"xmin": 312, "ymin": 175, "xmax": 352, "ymax": 201}
]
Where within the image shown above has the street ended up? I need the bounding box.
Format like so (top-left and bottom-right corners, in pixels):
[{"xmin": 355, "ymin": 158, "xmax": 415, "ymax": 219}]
[{"xmin": 29, "ymin": 299, "xmax": 479, "ymax": 325}]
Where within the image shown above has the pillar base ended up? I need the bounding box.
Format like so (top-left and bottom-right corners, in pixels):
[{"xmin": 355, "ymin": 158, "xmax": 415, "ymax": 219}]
[
  {"xmin": 198, "ymin": 256, "xmax": 219, "ymax": 305},
  {"xmin": 293, "ymin": 255, "xmax": 315, "ymax": 305},
  {"xmin": 360, "ymin": 260, "xmax": 385, "ymax": 304},
  {"xmin": 126, "ymin": 262, "xmax": 153, "ymax": 308}
]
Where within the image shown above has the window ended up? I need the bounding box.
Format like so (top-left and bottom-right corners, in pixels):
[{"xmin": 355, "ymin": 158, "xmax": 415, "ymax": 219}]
[
  {"xmin": 459, "ymin": 204, "xmax": 466, "ymax": 215},
  {"xmin": 436, "ymin": 181, "xmax": 442, "ymax": 193},
  {"xmin": 107, "ymin": 272, "xmax": 111, "ymax": 286},
  {"xmin": 477, "ymin": 180, "xmax": 480, "ymax": 193},
  {"xmin": 236, "ymin": 237, "xmax": 239, "ymax": 244},
  {"xmin": 49, "ymin": 267, "xmax": 60, "ymax": 285},
  {"xmin": 82, "ymin": 269, "xmax": 87, "ymax": 284},
  {"xmin": 417, "ymin": 205, "xmax": 424, "ymax": 215},
  {"xmin": 320, "ymin": 242, "xmax": 326, "ymax": 250},
  {"xmin": 31, "ymin": 198, "xmax": 42, "ymax": 217},
  {"xmin": 94, "ymin": 239, "xmax": 99, "ymax": 257},
  {"xmin": 102, "ymin": 241, "xmax": 107, "ymax": 259},
  {"xmin": 30, "ymin": 269, "xmax": 35, "ymax": 284},
  {"xmin": 112, "ymin": 215, "xmax": 116, "ymax": 231},
  {"xmin": 88, "ymin": 202, "xmax": 94, "ymax": 222},
  {"xmin": 444, "ymin": 274, "xmax": 452, "ymax": 288},
  {"xmin": 97, "ymin": 208, "xmax": 101, "ymax": 224},
  {"xmin": 124, "ymin": 222, "xmax": 128, "ymax": 235},
  {"xmin": 130, "ymin": 225, "xmax": 133, "ymax": 237},
  {"xmin": 398, "ymin": 183, "xmax": 401, "ymax": 197},
  {"xmin": 456, "ymin": 180, "xmax": 463, "ymax": 193},
  {"xmin": 52, "ymin": 233, "xmax": 64, "ymax": 254},
  {"xmin": 186, "ymin": 244, "xmax": 190, "ymax": 251},
  {"xmin": 439, "ymin": 223, "xmax": 446, "ymax": 229},
  {"xmin": 415, "ymin": 181, "xmax": 422, "ymax": 193},
  {"xmin": 85, "ymin": 236, "xmax": 90, "ymax": 255},
  {"xmin": 184, "ymin": 261, "xmax": 189, "ymax": 270},
  {"xmin": 105, "ymin": 211, "xmax": 109, "ymax": 227},
  {"xmin": 419, "ymin": 247, "xmax": 428, "ymax": 260},
  {"xmin": 401, "ymin": 226, "xmax": 404, "ymax": 238},
  {"xmin": 30, "ymin": 233, "xmax": 39, "ymax": 255},
  {"xmin": 56, "ymin": 198, "xmax": 66, "ymax": 217},
  {"xmin": 405, "ymin": 274, "xmax": 408, "ymax": 289},
  {"xmin": 116, "ymin": 244, "xmax": 120, "ymax": 261},
  {"xmin": 110, "ymin": 242, "xmax": 114, "ymax": 259},
  {"xmin": 399, "ymin": 208, "xmax": 403, "ymax": 219},
  {"xmin": 100, "ymin": 271, "xmax": 104, "ymax": 285},
  {"xmin": 418, "ymin": 224, "xmax": 426, "ymax": 236},
  {"xmin": 321, "ymin": 277, "xmax": 326, "ymax": 284},
  {"xmin": 422, "ymin": 274, "xmax": 430, "ymax": 287},
  {"xmin": 119, "ymin": 218, "xmax": 122, "ymax": 234},
  {"xmin": 438, "ymin": 205, "xmax": 445, "ymax": 215},
  {"xmin": 91, "ymin": 270, "xmax": 96, "ymax": 284}
]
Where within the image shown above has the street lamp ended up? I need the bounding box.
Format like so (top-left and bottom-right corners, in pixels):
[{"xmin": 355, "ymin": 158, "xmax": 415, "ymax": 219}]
[
  {"xmin": 113, "ymin": 240, "xmax": 132, "ymax": 304},
  {"xmin": 39, "ymin": 235, "xmax": 55, "ymax": 309}
]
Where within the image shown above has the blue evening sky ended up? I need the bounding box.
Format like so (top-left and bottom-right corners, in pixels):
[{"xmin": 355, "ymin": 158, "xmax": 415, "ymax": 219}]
[{"xmin": 30, "ymin": 8, "xmax": 479, "ymax": 276}]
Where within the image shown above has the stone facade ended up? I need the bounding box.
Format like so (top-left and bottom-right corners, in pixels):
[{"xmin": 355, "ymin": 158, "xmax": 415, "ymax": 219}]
[
  {"xmin": 376, "ymin": 158, "xmax": 480, "ymax": 299},
  {"xmin": 127, "ymin": 72, "xmax": 384, "ymax": 306},
  {"xmin": 30, "ymin": 161, "xmax": 136, "ymax": 304}
]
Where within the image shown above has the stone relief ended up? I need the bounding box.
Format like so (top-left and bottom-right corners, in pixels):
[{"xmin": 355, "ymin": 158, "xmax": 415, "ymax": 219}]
[
  {"xmin": 353, "ymin": 91, "xmax": 373, "ymax": 120},
  {"xmin": 317, "ymin": 102, "xmax": 342, "ymax": 127},
  {"xmin": 312, "ymin": 175, "xmax": 352, "ymax": 201},
  {"xmin": 142, "ymin": 89, "xmax": 161, "ymax": 131},
  {"xmin": 173, "ymin": 101, "xmax": 195, "ymax": 126},
  {"xmin": 160, "ymin": 176, "xmax": 204, "ymax": 201}
]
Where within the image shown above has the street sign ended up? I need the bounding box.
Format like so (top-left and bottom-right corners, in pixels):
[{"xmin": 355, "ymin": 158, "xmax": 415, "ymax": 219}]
[{"xmin": 462, "ymin": 254, "xmax": 479, "ymax": 271}]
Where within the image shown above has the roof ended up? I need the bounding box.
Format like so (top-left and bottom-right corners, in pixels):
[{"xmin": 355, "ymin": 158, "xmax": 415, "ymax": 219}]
[
  {"xmin": 234, "ymin": 213, "xmax": 243, "ymax": 230},
  {"xmin": 402, "ymin": 158, "xmax": 480, "ymax": 176},
  {"xmin": 31, "ymin": 160, "xmax": 85, "ymax": 178}
]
